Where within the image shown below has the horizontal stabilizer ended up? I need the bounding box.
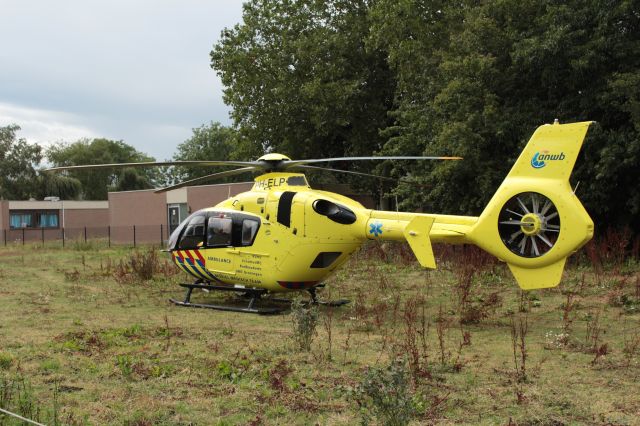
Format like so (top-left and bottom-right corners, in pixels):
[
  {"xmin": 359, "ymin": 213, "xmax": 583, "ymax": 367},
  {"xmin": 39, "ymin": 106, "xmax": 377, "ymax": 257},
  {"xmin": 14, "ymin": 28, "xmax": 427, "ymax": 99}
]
[
  {"xmin": 508, "ymin": 258, "xmax": 566, "ymax": 290},
  {"xmin": 404, "ymin": 216, "xmax": 436, "ymax": 269}
]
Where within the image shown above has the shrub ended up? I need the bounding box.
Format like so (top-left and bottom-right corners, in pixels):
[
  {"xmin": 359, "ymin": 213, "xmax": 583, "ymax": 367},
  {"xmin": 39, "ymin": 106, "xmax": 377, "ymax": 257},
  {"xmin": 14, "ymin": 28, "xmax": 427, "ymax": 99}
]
[
  {"xmin": 113, "ymin": 248, "xmax": 178, "ymax": 284},
  {"xmin": 352, "ymin": 359, "xmax": 419, "ymax": 426},
  {"xmin": 290, "ymin": 299, "xmax": 318, "ymax": 351},
  {"xmin": 0, "ymin": 352, "xmax": 14, "ymax": 370}
]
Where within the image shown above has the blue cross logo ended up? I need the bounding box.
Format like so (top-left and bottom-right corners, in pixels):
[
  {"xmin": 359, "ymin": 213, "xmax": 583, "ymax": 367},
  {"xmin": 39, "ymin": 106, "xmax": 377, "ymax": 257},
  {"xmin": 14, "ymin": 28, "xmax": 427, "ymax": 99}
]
[{"xmin": 369, "ymin": 222, "xmax": 383, "ymax": 237}]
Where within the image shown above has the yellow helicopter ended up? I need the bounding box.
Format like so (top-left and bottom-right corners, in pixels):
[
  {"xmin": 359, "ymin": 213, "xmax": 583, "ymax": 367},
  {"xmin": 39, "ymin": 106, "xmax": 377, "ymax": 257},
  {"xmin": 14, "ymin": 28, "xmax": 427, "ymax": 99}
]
[{"xmin": 49, "ymin": 120, "xmax": 594, "ymax": 314}]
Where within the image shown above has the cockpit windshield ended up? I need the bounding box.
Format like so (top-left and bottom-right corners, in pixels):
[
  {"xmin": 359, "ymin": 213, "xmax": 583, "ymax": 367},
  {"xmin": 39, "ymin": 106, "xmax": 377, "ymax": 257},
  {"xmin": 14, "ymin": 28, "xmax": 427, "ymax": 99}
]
[
  {"xmin": 167, "ymin": 210, "xmax": 261, "ymax": 250},
  {"xmin": 180, "ymin": 214, "xmax": 206, "ymax": 249}
]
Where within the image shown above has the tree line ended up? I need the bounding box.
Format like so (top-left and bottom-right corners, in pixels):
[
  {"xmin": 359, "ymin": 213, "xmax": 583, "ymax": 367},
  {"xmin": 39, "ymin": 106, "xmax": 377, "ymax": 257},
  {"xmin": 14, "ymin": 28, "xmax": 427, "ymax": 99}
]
[
  {"xmin": 0, "ymin": 122, "xmax": 237, "ymax": 201},
  {"xmin": 211, "ymin": 0, "xmax": 640, "ymax": 232},
  {"xmin": 1, "ymin": 0, "xmax": 639, "ymax": 233}
]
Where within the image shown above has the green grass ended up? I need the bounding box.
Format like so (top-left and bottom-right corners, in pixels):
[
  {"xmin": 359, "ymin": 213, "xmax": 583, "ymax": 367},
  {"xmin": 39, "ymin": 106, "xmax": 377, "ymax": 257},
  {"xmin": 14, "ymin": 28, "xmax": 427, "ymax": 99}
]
[{"xmin": 0, "ymin": 243, "xmax": 638, "ymax": 425}]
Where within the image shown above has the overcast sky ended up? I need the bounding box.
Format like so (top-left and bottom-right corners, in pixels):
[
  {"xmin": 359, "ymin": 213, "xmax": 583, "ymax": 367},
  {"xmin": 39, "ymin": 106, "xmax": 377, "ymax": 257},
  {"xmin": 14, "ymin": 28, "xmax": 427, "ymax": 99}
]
[{"xmin": 0, "ymin": 0, "xmax": 244, "ymax": 160}]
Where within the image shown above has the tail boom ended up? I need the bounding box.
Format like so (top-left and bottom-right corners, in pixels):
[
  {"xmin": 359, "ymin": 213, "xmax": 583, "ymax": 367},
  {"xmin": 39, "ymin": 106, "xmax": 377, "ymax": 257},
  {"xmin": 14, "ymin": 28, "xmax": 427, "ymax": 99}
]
[{"xmin": 364, "ymin": 121, "xmax": 594, "ymax": 290}]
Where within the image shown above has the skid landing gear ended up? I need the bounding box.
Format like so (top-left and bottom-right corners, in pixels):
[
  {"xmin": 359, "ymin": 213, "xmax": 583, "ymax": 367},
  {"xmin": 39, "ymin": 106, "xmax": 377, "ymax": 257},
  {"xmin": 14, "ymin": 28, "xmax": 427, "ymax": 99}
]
[
  {"xmin": 270, "ymin": 286, "xmax": 351, "ymax": 307},
  {"xmin": 307, "ymin": 287, "xmax": 350, "ymax": 307},
  {"xmin": 169, "ymin": 283, "xmax": 285, "ymax": 315},
  {"xmin": 170, "ymin": 282, "xmax": 350, "ymax": 314}
]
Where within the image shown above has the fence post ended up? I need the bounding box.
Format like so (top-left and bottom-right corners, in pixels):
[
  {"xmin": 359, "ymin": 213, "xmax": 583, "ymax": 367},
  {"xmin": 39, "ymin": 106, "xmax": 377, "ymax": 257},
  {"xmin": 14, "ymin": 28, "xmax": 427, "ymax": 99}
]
[
  {"xmin": 41, "ymin": 228, "xmax": 45, "ymax": 245},
  {"xmin": 160, "ymin": 224, "xmax": 163, "ymax": 246},
  {"xmin": 22, "ymin": 228, "xmax": 25, "ymax": 245},
  {"xmin": 3, "ymin": 229, "xmax": 6, "ymax": 246},
  {"xmin": 133, "ymin": 225, "xmax": 136, "ymax": 248},
  {"xmin": 84, "ymin": 226, "xmax": 87, "ymax": 243},
  {"xmin": 108, "ymin": 226, "xmax": 111, "ymax": 248},
  {"xmin": 62, "ymin": 227, "xmax": 65, "ymax": 248}
]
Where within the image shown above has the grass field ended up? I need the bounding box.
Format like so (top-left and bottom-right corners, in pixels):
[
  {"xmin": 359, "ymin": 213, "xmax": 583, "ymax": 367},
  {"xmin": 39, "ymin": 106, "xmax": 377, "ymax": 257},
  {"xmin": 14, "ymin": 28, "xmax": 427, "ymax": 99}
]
[{"xmin": 0, "ymin": 240, "xmax": 639, "ymax": 425}]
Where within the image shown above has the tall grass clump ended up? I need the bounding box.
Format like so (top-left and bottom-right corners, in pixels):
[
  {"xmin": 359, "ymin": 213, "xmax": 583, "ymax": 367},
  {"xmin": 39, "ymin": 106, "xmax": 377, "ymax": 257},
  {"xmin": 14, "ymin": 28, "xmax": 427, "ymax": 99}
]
[
  {"xmin": 0, "ymin": 374, "xmax": 60, "ymax": 425},
  {"xmin": 113, "ymin": 247, "xmax": 177, "ymax": 283}
]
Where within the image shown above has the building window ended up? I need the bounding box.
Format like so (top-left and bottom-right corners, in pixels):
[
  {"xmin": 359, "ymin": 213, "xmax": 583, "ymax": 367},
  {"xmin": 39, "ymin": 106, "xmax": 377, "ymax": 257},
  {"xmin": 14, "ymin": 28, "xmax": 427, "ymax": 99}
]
[
  {"xmin": 39, "ymin": 213, "xmax": 59, "ymax": 228},
  {"xmin": 9, "ymin": 210, "xmax": 59, "ymax": 229},
  {"xmin": 10, "ymin": 213, "xmax": 32, "ymax": 229}
]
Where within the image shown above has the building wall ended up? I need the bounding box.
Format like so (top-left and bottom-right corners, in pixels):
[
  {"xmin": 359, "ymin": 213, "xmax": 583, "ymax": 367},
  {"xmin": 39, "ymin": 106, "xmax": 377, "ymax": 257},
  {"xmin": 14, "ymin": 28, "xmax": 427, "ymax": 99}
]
[
  {"xmin": 187, "ymin": 182, "xmax": 254, "ymax": 212},
  {"xmin": 108, "ymin": 190, "xmax": 168, "ymax": 243},
  {"xmin": 108, "ymin": 190, "xmax": 166, "ymax": 227},
  {"xmin": 1, "ymin": 201, "xmax": 109, "ymax": 243},
  {"xmin": 59, "ymin": 208, "xmax": 108, "ymax": 228},
  {"xmin": 0, "ymin": 201, "xmax": 7, "ymax": 231},
  {"xmin": 3, "ymin": 201, "xmax": 109, "ymax": 230}
]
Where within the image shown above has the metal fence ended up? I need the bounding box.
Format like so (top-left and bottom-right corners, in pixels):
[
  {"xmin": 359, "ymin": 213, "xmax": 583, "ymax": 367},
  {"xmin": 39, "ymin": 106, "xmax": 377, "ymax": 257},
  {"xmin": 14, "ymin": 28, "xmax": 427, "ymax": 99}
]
[{"xmin": 2, "ymin": 224, "xmax": 169, "ymax": 248}]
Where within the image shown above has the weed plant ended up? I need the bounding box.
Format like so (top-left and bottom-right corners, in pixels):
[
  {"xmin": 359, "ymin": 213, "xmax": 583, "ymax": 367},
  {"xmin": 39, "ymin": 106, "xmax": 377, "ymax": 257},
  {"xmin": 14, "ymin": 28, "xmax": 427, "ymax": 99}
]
[
  {"xmin": 351, "ymin": 359, "xmax": 418, "ymax": 426},
  {"xmin": 0, "ymin": 374, "xmax": 59, "ymax": 425},
  {"xmin": 290, "ymin": 298, "xmax": 319, "ymax": 351}
]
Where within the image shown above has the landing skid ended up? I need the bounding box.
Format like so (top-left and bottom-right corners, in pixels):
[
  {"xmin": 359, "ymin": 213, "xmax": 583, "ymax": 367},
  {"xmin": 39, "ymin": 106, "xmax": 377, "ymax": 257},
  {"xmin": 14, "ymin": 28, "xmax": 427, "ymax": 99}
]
[
  {"xmin": 307, "ymin": 286, "xmax": 350, "ymax": 307},
  {"xmin": 169, "ymin": 283, "xmax": 285, "ymax": 315},
  {"xmin": 169, "ymin": 282, "xmax": 350, "ymax": 314}
]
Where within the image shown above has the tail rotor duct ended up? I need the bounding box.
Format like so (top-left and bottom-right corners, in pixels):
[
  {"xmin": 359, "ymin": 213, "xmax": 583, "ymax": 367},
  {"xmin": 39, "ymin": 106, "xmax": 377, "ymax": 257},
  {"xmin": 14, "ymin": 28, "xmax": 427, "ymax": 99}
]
[{"xmin": 498, "ymin": 192, "xmax": 560, "ymax": 258}]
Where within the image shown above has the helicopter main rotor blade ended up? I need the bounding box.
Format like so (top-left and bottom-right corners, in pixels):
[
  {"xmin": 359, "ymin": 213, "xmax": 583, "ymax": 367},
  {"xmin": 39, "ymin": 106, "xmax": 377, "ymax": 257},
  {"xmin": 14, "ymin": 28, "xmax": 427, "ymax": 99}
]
[
  {"xmin": 154, "ymin": 167, "xmax": 257, "ymax": 193},
  {"xmin": 295, "ymin": 165, "xmax": 429, "ymax": 187},
  {"xmin": 45, "ymin": 160, "xmax": 257, "ymax": 172},
  {"xmin": 295, "ymin": 165, "xmax": 399, "ymax": 182},
  {"xmin": 283, "ymin": 156, "xmax": 463, "ymax": 169}
]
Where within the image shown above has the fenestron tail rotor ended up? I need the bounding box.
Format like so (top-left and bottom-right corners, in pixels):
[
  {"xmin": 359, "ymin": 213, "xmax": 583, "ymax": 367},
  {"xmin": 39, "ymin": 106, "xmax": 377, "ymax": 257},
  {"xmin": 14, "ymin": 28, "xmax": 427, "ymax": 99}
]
[{"xmin": 498, "ymin": 192, "xmax": 560, "ymax": 258}]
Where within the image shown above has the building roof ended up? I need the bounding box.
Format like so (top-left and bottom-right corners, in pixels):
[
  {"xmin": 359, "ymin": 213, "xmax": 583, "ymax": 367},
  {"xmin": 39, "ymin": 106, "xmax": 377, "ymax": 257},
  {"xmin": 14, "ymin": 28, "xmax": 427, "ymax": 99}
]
[{"xmin": 8, "ymin": 200, "xmax": 108, "ymax": 210}]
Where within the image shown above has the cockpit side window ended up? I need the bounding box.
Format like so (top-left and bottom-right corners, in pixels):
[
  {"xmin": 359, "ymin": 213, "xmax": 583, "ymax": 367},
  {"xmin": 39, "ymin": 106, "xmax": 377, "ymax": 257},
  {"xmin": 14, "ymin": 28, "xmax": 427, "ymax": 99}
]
[
  {"xmin": 177, "ymin": 214, "xmax": 206, "ymax": 249},
  {"xmin": 241, "ymin": 219, "xmax": 260, "ymax": 246},
  {"xmin": 207, "ymin": 214, "xmax": 233, "ymax": 247}
]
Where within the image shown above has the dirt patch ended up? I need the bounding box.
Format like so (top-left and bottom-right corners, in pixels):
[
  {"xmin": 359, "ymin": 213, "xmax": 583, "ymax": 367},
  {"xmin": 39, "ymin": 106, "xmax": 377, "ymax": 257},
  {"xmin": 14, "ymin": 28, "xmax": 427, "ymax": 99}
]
[{"xmin": 0, "ymin": 251, "xmax": 21, "ymax": 257}]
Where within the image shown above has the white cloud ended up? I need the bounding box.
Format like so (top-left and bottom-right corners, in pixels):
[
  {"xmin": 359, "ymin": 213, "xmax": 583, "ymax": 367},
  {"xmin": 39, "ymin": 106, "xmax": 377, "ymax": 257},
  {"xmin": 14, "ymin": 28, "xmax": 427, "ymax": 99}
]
[
  {"xmin": 0, "ymin": 0, "xmax": 244, "ymax": 160},
  {"xmin": 0, "ymin": 102, "xmax": 99, "ymax": 145}
]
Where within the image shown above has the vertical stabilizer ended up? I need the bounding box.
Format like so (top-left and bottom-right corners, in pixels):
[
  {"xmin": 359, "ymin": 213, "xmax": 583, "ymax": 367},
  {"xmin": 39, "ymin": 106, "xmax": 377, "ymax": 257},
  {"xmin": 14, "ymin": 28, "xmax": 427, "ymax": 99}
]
[{"xmin": 468, "ymin": 121, "xmax": 594, "ymax": 289}]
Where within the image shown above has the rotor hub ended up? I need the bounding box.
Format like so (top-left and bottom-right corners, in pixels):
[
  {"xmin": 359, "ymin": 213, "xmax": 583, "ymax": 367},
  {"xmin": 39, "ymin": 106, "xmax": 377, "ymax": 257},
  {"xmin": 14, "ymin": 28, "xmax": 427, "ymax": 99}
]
[{"xmin": 520, "ymin": 213, "xmax": 542, "ymax": 236}]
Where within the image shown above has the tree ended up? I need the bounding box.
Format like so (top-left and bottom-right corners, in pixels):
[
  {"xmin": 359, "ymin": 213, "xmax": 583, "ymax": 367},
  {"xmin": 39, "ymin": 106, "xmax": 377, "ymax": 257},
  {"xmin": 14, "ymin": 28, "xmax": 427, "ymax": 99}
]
[
  {"xmin": 46, "ymin": 138, "xmax": 156, "ymax": 200},
  {"xmin": 34, "ymin": 172, "xmax": 82, "ymax": 200},
  {"xmin": 371, "ymin": 0, "xmax": 640, "ymax": 230},
  {"xmin": 212, "ymin": 0, "xmax": 640, "ymax": 232},
  {"xmin": 0, "ymin": 124, "xmax": 42, "ymax": 200},
  {"xmin": 211, "ymin": 0, "xmax": 394, "ymax": 162},
  {"xmin": 170, "ymin": 122, "xmax": 248, "ymax": 184}
]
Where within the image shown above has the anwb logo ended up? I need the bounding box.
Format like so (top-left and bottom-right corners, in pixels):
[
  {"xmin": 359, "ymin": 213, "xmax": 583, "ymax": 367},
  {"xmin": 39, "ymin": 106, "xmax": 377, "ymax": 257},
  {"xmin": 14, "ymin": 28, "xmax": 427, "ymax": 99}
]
[{"xmin": 531, "ymin": 151, "xmax": 565, "ymax": 169}]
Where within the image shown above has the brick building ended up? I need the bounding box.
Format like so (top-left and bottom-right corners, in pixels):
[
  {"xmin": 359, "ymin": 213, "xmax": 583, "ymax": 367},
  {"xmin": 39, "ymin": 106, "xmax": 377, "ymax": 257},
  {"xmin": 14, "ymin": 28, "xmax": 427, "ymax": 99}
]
[{"xmin": 0, "ymin": 182, "xmax": 375, "ymax": 244}]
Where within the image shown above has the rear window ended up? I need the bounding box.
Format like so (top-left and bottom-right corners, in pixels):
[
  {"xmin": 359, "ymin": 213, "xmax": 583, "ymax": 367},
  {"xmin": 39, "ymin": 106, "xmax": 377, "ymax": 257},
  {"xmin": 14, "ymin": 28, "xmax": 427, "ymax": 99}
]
[{"xmin": 241, "ymin": 219, "xmax": 260, "ymax": 246}]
